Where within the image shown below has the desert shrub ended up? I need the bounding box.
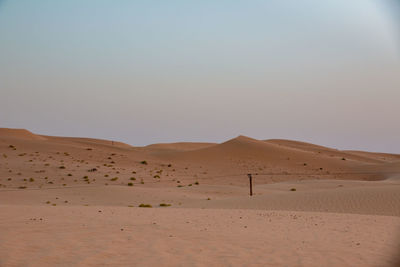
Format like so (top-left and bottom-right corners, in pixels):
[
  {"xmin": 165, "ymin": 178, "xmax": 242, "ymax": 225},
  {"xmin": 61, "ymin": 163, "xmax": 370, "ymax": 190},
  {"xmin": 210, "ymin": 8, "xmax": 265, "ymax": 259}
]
[
  {"xmin": 18, "ymin": 186, "xmax": 27, "ymax": 189},
  {"xmin": 153, "ymin": 175, "xmax": 160, "ymax": 179},
  {"xmin": 342, "ymin": 158, "xmax": 346, "ymax": 161},
  {"xmin": 290, "ymin": 188, "xmax": 296, "ymax": 191},
  {"xmin": 159, "ymin": 203, "xmax": 171, "ymax": 207},
  {"xmin": 194, "ymin": 181, "xmax": 199, "ymax": 185},
  {"xmin": 177, "ymin": 185, "xmax": 183, "ymax": 188},
  {"xmin": 130, "ymin": 177, "xmax": 136, "ymax": 181},
  {"xmin": 188, "ymin": 184, "xmax": 192, "ymax": 186},
  {"xmin": 140, "ymin": 160, "xmax": 148, "ymax": 165},
  {"xmin": 59, "ymin": 166, "xmax": 66, "ymax": 169},
  {"xmin": 110, "ymin": 177, "xmax": 118, "ymax": 181},
  {"xmin": 29, "ymin": 178, "xmax": 34, "ymax": 182},
  {"xmin": 104, "ymin": 174, "xmax": 109, "ymax": 177},
  {"xmin": 128, "ymin": 183, "xmax": 133, "ymax": 186},
  {"xmin": 138, "ymin": 203, "xmax": 152, "ymax": 208}
]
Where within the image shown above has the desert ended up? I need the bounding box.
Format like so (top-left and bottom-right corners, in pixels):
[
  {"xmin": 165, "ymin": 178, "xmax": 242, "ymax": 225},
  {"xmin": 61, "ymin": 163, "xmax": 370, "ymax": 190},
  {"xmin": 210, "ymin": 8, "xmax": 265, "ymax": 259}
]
[{"xmin": 1, "ymin": 128, "xmax": 399, "ymax": 266}]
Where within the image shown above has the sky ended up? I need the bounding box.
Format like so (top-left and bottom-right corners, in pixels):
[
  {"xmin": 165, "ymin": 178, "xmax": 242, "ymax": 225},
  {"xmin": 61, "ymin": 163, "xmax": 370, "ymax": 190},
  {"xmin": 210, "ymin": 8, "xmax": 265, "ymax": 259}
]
[{"xmin": 1, "ymin": 0, "xmax": 400, "ymax": 152}]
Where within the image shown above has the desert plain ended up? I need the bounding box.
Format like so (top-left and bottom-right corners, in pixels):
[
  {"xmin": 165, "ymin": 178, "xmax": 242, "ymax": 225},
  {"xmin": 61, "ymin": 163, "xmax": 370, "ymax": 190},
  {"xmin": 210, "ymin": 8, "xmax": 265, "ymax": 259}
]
[{"xmin": 0, "ymin": 128, "xmax": 399, "ymax": 266}]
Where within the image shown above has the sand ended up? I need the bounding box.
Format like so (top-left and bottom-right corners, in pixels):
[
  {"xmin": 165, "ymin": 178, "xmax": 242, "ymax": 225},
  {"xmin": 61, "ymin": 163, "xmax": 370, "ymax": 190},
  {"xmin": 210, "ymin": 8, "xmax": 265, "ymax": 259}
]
[{"xmin": 1, "ymin": 128, "xmax": 400, "ymax": 266}]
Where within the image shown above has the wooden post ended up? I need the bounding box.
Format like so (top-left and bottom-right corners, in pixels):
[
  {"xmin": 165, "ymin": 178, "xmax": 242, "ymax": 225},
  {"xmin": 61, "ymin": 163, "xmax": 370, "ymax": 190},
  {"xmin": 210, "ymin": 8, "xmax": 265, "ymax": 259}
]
[{"xmin": 248, "ymin": 173, "xmax": 253, "ymax": 196}]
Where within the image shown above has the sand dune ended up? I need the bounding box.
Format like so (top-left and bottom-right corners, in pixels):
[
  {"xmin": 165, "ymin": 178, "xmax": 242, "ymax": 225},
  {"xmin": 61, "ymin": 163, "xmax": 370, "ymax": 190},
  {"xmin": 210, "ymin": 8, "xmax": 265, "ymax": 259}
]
[
  {"xmin": 1, "ymin": 128, "xmax": 400, "ymax": 266},
  {"xmin": 141, "ymin": 142, "xmax": 216, "ymax": 154},
  {"xmin": 0, "ymin": 128, "xmax": 47, "ymax": 141}
]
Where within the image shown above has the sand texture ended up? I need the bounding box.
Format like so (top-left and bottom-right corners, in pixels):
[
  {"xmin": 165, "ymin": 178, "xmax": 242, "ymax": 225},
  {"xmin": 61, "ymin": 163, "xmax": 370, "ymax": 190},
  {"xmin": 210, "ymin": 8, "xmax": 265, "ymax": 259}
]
[{"xmin": 1, "ymin": 128, "xmax": 400, "ymax": 266}]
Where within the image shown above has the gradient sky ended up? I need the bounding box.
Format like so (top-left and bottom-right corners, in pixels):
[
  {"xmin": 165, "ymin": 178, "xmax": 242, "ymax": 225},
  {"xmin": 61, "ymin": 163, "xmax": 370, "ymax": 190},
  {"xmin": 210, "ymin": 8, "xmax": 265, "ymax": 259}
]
[{"xmin": 1, "ymin": 0, "xmax": 400, "ymax": 152}]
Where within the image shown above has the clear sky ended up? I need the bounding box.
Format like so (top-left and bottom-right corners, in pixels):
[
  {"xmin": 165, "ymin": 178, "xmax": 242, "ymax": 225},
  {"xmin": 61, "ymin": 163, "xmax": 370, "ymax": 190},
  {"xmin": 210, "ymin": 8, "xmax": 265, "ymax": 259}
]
[{"xmin": 1, "ymin": 0, "xmax": 400, "ymax": 152}]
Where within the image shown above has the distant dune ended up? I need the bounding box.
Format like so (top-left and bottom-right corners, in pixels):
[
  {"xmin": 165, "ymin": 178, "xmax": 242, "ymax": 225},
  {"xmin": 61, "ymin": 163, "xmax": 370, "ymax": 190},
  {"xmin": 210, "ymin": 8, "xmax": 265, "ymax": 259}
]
[{"xmin": 0, "ymin": 128, "xmax": 47, "ymax": 141}]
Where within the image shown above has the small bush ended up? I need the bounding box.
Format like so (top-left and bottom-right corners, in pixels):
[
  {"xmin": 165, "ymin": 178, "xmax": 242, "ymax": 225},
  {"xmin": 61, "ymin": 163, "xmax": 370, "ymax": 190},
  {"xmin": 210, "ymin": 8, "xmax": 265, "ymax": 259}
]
[
  {"xmin": 342, "ymin": 158, "xmax": 346, "ymax": 161},
  {"xmin": 290, "ymin": 188, "xmax": 296, "ymax": 191},
  {"xmin": 59, "ymin": 166, "xmax": 66, "ymax": 169},
  {"xmin": 29, "ymin": 178, "xmax": 34, "ymax": 182},
  {"xmin": 128, "ymin": 183, "xmax": 133, "ymax": 186},
  {"xmin": 140, "ymin": 160, "xmax": 148, "ymax": 165},
  {"xmin": 153, "ymin": 175, "xmax": 160, "ymax": 179},
  {"xmin": 18, "ymin": 186, "xmax": 27, "ymax": 189},
  {"xmin": 159, "ymin": 203, "xmax": 171, "ymax": 207},
  {"xmin": 67, "ymin": 173, "xmax": 72, "ymax": 176},
  {"xmin": 194, "ymin": 181, "xmax": 199, "ymax": 185},
  {"xmin": 130, "ymin": 177, "xmax": 136, "ymax": 181},
  {"xmin": 138, "ymin": 203, "xmax": 152, "ymax": 208},
  {"xmin": 110, "ymin": 177, "xmax": 118, "ymax": 181},
  {"xmin": 177, "ymin": 185, "xmax": 183, "ymax": 188}
]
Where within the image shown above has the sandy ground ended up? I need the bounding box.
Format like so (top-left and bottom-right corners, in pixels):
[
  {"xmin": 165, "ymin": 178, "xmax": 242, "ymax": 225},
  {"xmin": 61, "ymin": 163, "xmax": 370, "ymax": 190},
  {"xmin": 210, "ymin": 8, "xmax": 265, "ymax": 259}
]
[{"xmin": 1, "ymin": 128, "xmax": 400, "ymax": 266}]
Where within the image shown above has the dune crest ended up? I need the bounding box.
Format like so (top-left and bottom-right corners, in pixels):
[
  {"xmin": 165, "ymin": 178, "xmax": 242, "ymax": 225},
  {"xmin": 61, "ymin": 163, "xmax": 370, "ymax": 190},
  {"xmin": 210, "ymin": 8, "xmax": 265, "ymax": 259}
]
[{"xmin": 0, "ymin": 128, "xmax": 46, "ymax": 140}]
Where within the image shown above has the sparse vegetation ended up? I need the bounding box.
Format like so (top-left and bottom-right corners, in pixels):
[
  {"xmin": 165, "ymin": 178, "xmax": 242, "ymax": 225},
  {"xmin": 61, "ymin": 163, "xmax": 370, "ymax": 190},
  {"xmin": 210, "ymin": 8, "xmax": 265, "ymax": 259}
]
[
  {"xmin": 18, "ymin": 186, "xmax": 27, "ymax": 189},
  {"xmin": 194, "ymin": 181, "xmax": 199, "ymax": 185},
  {"xmin": 140, "ymin": 160, "xmax": 148, "ymax": 165},
  {"xmin": 138, "ymin": 203, "xmax": 152, "ymax": 208},
  {"xmin": 59, "ymin": 166, "xmax": 66, "ymax": 169},
  {"xmin": 159, "ymin": 203, "xmax": 171, "ymax": 207},
  {"xmin": 130, "ymin": 177, "xmax": 136, "ymax": 180},
  {"xmin": 128, "ymin": 183, "xmax": 133, "ymax": 186},
  {"xmin": 110, "ymin": 177, "xmax": 118, "ymax": 181},
  {"xmin": 290, "ymin": 188, "xmax": 297, "ymax": 191}
]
